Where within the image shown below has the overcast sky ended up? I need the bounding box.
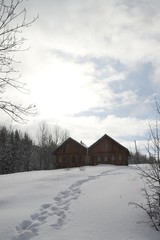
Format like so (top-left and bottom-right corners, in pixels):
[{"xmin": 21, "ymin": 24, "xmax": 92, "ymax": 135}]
[{"xmin": 1, "ymin": 0, "xmax": 160, "ymax": 152}]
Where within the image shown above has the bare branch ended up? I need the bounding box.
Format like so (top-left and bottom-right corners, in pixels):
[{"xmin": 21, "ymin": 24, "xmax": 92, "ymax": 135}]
[
  {"xmin": 132, "ymin": 99, "xmax": 160, "ymax": 230},
  {"xmin": 0, "ymin": 0, "xmax": 38, "ymax": 122}
]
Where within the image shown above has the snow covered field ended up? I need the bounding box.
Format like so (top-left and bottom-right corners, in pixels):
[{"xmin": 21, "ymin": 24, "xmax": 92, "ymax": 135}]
[{"xmin": 0, "ymin": 165, "xmax": 160, "ymax": 240}]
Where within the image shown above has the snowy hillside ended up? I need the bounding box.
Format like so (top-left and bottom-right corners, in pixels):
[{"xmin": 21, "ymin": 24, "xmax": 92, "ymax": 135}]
[{"xmin": 0, "ymin": 165, "xmax": 160, "ymax": 240}]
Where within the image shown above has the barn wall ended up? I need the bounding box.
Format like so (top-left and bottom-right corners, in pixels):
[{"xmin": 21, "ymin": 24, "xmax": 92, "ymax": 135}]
[
  {"xmin": 88, "ymin": 138, "xmax": 129, "ymax": 166},
  {"xmin": 54, "ymin": 140, "xmax": 87, "ymax": 169},
  {"xmin": 54, "ymin": 136, "xmax": 129, "ymax": 169}
]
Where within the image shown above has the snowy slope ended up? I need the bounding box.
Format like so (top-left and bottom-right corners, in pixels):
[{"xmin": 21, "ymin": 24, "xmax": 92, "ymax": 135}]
[{"xmin": 0, "ymin": 165, "xmax": 159, "ymax": 240}]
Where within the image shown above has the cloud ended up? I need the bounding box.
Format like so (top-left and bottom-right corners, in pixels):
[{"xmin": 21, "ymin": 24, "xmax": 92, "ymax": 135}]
[
  {"xmin": 25, "ymin": 0, "xmax": 160, "ymax": 85},
  {"xmin": 39, "ymin": 2, "xmax": 159, "ymax": 56},
  {"xmin": 45, "ymin": 113, "xmax": 150, "ymax": 151},
  {"xmin": 1, "ymin": 0, "xmax": 160, "ymax": 155}
]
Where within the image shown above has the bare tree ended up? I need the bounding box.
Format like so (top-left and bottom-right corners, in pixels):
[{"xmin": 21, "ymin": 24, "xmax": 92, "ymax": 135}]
[
  {"xmin": 0, "ymin": 0, "xmax": 38, "ymax": 123},
  {"xmin": 130, "ymin": 103, "xmax": 160, "ymax": 231},
  {"xmin": 52, "ymin": 124, "xmax": 70, "ymax": 146},
  {"xmin": 37, "ymin": 122, "xmax": 58, "ymax": 170},
  {"xmin": 37, "ymin": 122, "xmax": 49, "ymax": 169},
  {"xmin": 37, "ymin": 122, "xmax": 49, "ymax": 148},
  {"xmin": 36, "ymin": 122, "xmax": 70, "ymax": 170}
]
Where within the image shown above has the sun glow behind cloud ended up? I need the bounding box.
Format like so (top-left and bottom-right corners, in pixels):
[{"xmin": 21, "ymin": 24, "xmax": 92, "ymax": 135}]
[
  {"xmin": 26, "ymin": 51, "xmax": 134, "ymax": 123},
  {"xmin": 28, "ymin": 57, "xmax": 108, "ymax": 116}
]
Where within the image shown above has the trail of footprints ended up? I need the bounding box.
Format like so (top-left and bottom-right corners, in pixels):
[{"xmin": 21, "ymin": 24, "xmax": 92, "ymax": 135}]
[{"xmin": 12, "ymin": 169, "xmax": 118, "ymax": 240}]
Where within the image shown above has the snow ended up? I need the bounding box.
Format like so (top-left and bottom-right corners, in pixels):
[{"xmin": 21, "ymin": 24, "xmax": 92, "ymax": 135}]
[{"xmin": 0, "ymin": 165, "xmax": 160, "ymax": 240}]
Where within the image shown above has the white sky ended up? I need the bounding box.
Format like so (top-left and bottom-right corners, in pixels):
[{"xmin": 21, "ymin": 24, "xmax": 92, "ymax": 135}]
[{"xmin": 1, "ymin": 0, "xmax": 160, "ymax": 152}]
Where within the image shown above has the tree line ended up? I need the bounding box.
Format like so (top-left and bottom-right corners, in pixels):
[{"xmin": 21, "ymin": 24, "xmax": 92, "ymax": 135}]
[
  {"xmin": 129, "ymin": 151, "xmax": 154, "ymax": 164},
  {"xmin": 0, "ymin": 122, "xmax": 69, "ymax": 174}
]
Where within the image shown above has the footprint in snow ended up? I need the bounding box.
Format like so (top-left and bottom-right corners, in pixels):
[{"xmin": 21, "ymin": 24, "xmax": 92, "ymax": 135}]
[{"xmin": 11, "ymin": 169, "xmax": 117, "ymax": 240}]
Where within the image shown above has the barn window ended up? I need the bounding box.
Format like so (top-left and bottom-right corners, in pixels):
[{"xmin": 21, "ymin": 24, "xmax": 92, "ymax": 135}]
[
  {"xmin": 119, "ymin": 154, "xmax": 122, "ymax": 161},
  {"xmin": 112, "ymin": 154, "xmax": 115, "ymax": 161},
  {"xmin": 59, "ymin": 156, "xmax": 62, "ymax": 163},
  {"xmin": 98, "ymin": 155, "xmax": 101, "ymax": 163},
  {"xmin": 104, "ymin": 154, "xmax": 108, "ymax": 162},
  {"xmin": 105, "ymin": 143, "xmax": 108, "ymax": 151}
]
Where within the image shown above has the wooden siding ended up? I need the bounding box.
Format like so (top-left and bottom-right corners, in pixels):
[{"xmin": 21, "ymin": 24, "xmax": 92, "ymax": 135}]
[
  {"xmin": 53, "ymin": 134, "xmax": 130, "ymax": 169},
  {"xmin": 54, "ymin": 137, "xmax": 87, "ymax": 169},
  {"xmin": 88, "ymin": 134, "xmax": 129, "ymax": 166}
]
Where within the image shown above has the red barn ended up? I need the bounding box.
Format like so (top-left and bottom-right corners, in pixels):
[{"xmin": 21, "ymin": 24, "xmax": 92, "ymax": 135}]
[
  {"xmin": 53, "ymin": 137, "xmax": 87, "ymax": 169},
  {"xmin": 88, "ymin": 134, "xmax": 129, "ymax": 166},
  {"xmin": 53, "ymin": 134, "xmax": 130, "ymax": 169}
]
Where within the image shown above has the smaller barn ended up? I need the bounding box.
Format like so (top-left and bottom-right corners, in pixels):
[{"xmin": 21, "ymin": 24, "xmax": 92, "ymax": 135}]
[
  {"xmin": 88, "ymin": 134, "xmax": 129, "ymax": 166},
  {"xmin": 53, "ymin": 137, "xmax": 87, "ymax": 169}
]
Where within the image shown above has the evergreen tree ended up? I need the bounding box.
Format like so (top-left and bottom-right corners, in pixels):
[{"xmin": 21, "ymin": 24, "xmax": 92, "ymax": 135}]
[
  {"xmin": 22, "ymin": 133, "xmax": 33, "ymax": 171},
  {"xmin": 0, "ymin": 127, "xmax": 8, "ymax": 174}
]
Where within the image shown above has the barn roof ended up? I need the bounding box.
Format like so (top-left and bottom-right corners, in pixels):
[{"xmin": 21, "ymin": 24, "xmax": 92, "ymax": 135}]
[
  {"xmin": 89, "ymin": 134, "xmax": 129, "ymax": 152},
  {"xmin": 53, "ymin": 137, "xmax": 87, "ymax": 154}
]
